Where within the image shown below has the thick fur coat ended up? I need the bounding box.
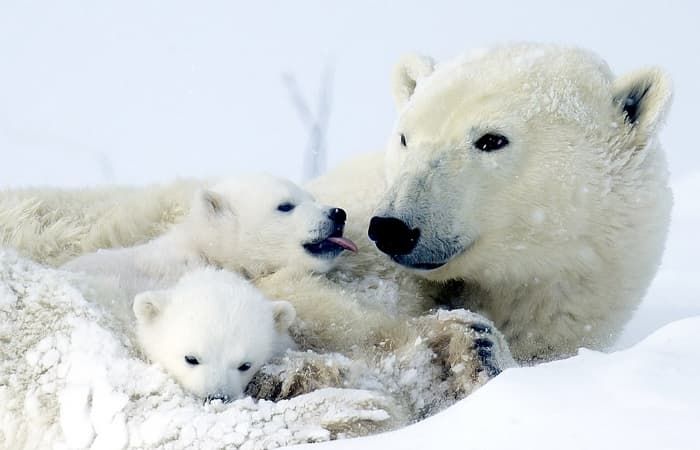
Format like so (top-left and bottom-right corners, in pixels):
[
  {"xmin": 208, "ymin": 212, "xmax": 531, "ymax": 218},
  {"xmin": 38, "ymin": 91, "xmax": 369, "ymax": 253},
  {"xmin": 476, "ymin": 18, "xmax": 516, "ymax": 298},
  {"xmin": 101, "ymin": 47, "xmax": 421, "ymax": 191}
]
[{"xmin": 0, "ymin": 44, "xmax": 671, "ymax": 402}]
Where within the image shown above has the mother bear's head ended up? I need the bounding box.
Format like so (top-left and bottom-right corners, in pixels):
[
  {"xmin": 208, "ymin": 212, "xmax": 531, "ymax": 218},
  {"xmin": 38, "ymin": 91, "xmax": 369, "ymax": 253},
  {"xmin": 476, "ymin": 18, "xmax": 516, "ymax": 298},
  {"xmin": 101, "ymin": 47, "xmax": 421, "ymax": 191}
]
[{"xmin": 369, "ymin": 44, "xmax": 672, "ymax": 285}]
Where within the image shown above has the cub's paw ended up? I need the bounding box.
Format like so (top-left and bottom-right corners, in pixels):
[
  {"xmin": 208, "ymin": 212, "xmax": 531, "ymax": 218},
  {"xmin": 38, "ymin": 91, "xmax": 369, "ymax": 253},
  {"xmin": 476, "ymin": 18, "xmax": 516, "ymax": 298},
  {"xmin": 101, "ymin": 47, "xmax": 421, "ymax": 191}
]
[
  {"xmin": 413, "ymin": 309, "xmax": 515, "ymax": 396},
  {"xmin": 245, "ymin": 350, "xmax": 351, "ymax": 401}
]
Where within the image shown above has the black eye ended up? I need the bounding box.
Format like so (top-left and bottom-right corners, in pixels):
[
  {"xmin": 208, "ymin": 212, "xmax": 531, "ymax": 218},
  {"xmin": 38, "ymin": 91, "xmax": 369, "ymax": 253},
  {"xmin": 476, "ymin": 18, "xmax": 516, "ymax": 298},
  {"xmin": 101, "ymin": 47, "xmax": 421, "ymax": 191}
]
[
  {"xmin": 474, "ymin": 133, "xmax": 509, "ymax": 152},
  {"xmin": 400, "ymin": 133, "xmax": 407, "ymax": 147},
  {"xmin": 184, "ymin": 355, "xmax": 200, "ymax": 366},
  {"xmin": 237, "ymin": 362, "xmax": 252, "ymax": 372},
  {"xmin": 277, "ymin": 203, "xmax": 296, "ymax": 212}
]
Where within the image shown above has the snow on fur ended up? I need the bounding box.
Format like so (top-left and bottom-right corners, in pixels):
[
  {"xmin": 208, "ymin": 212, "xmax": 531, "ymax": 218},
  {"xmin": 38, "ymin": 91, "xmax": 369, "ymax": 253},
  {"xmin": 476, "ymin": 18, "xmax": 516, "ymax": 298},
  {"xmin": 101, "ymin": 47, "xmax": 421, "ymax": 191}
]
[{"xmin": 0, "ymin": 250, "xmax": 397, "ymax": 449}]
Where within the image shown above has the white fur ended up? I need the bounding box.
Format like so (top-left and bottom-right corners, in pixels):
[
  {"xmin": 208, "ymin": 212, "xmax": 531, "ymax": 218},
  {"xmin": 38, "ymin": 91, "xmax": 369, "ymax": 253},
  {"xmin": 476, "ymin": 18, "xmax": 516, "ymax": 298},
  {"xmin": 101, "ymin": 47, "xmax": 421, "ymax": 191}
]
[
  {"xmin": 190, "ymin": 174, "xmax": 351, "ymax": 277},
  {"xmin": 133, "ymin": 267, "xmax": 295, "ymax": 400},
  {"xmin": 39, "ymin": 172, "xmax": 511, "ymax": 418},
  {"xmin": 315, "ymin": 43, "xmax": 673, "ymax": 361},
  {"xmin": 0, "ymin": 249, "xmax": 397, "ymax": 448},
  {"xmin": 0, "ymin": 43, "xmax": 670, "ymax": 374},
  {"xmin": 56, "ymin": 175, "xmax": 345, "ymax": 399},
  {"xmin": 0, "ymin": 179, "xmax": 200, "ymax": 266},
  {"xmin": 61, "ymin": 174, "xmax": 350, "ymax": 298}
]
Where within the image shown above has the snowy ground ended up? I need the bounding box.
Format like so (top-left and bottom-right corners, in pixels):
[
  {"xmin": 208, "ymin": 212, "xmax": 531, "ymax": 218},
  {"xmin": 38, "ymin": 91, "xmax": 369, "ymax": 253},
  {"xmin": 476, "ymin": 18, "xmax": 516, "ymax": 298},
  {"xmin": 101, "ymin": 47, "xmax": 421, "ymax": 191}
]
[
  {"xmin": 297, "ymin": 318, "xmax": 700, "ymax": 450},
  {"xmin": 294, "ymin": 171, "xmax": 700, "ymax": 450}
]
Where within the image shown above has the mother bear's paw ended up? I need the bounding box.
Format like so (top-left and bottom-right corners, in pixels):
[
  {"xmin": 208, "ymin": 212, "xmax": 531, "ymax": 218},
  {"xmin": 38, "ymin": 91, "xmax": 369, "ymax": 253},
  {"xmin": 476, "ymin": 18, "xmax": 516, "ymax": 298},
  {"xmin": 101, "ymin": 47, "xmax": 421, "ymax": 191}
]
[
  {"xmin": 413, "ymin": 309, "xmax": 516, "ymax": 396},
  {"xmin": 246, "ymin": 350, "xmax": 353, "ymax": 401}
]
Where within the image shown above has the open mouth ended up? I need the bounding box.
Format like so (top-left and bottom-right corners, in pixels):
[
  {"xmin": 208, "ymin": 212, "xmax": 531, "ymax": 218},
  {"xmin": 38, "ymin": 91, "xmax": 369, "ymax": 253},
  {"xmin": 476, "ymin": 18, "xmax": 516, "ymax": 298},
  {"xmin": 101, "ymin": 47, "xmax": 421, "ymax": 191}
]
[
  {"xmin": 389, "ymin": 240, "xmax": 472, "ymax": 271},
  {"xmin": 303, "ymin": 226, "xmax": 358, "ymax": 258},
  {"xmin": 392, "ymin": 257, "xmax": 447, "ymax": 270}
]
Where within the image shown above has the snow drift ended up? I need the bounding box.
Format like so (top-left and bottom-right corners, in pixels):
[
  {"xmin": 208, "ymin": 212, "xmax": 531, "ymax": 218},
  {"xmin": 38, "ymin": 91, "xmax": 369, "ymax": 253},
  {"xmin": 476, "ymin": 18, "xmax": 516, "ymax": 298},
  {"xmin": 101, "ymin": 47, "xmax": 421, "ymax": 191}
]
[
  {"xmin": 298, "ymin": 316, "xmax": 700, "ymax": 450},
  {"xmin": 0, "ymin": 250, "xmax": 395, "ymax": 449}
]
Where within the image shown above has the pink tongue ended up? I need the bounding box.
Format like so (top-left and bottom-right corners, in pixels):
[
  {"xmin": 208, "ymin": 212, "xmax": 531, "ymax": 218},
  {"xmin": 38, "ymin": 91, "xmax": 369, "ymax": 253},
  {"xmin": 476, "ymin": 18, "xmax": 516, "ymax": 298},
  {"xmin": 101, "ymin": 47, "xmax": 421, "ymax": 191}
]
[{"xmin": 327, "ymin": 236, "xmax": 358, "ymax": 253}]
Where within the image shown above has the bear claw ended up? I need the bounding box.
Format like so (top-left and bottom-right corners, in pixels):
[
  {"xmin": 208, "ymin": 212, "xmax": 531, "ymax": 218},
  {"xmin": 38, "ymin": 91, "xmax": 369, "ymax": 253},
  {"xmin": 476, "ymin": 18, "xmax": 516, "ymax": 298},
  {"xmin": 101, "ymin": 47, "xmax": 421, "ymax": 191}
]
[
  {"xmin": 413, "ymin": 310, "xmax": 513, "ymax": 397},
  {"xmin": 473, "ymin": 338, "xmax": 494, "ymax": 348},
  {"xmin": 470, "ymin": 323, "xmax": 493, "ymax": 334}
]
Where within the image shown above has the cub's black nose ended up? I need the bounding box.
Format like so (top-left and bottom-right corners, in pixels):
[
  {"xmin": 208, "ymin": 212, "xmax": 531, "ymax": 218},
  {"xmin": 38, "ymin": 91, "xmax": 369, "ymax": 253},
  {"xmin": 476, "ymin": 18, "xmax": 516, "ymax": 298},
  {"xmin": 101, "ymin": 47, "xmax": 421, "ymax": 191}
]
[
  {"xmin": 368, "ymin": 216, "xmax": 420, "ymax": 256},
  {"xmin": 328, "ymin": 207, "xmax": 347, "ymax": 225},
  {"xmin": 205, "ymin": 394, "xmax": 231, "ymax": 403}
]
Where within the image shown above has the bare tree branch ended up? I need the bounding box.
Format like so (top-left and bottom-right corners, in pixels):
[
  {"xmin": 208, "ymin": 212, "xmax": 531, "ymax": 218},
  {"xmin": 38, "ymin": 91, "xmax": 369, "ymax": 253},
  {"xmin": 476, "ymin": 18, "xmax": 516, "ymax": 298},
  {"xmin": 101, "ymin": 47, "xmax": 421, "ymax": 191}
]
[
  {"xmin": 282, "ymin": 63, "xmax": 334, "ymax": 182},
  {"xmin": 281, "ymin": 74, "xmax": 314, "ymax": 128}
]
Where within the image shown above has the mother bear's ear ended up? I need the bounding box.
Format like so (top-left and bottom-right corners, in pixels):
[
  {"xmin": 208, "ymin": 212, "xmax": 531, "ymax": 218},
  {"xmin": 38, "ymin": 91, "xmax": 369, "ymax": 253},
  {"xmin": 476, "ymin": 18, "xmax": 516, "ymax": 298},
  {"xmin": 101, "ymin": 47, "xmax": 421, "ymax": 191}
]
[
  {"xmin": 612, "ymin": 67, "xmax": 673, "ymax": 146},
  {"xmin": 392, "ymin": 53, "xmax": 435, "ymax": 109}
]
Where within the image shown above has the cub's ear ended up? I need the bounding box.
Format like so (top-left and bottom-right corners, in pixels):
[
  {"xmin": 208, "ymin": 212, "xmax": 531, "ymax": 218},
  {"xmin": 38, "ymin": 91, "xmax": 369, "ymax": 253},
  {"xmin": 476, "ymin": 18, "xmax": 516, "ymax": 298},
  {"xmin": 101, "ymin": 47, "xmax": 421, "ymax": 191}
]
[
  {"xmin": 613, "ymin": 67, "xmax": 673, "ymax": 139},
  {"xmin": 271, "ymin": 300, "xmax": 296, "ymax": 333},
  {"xmin": 392, "ymin": 53, "xmax": 435, "ymax": 109},
  {"xmin": 199, "ymin": 189, "xmax": 232, "ymax": 217},
  {"xmin": 133, "ymin": 290, "xmax": 170, "ymax": 324}
]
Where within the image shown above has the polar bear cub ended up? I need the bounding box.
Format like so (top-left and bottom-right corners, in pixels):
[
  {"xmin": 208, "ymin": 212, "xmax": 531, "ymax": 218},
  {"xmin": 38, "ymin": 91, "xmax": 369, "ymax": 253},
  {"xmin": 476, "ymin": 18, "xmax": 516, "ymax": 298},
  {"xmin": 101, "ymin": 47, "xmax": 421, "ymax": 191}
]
[
  {"xmin": 62, "ymin": 174, "xmax": 357, "ymax": 297},
  {"xmin": 134, "ymin": 267, "xmax": 295, "ymax": 400},
  {"xmin": 191, "ymin": 174, "xmax": 358, "ymax": 277},
  {"xmin": 61, "ymin": 174, "xmax": 353, "ymax": 399}
]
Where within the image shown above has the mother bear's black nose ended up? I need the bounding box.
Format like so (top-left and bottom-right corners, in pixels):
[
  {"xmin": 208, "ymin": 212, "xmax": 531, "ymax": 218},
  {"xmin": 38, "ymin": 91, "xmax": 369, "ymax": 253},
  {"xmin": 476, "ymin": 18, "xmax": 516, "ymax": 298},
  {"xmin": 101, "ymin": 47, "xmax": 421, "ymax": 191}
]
[{"xmin": 368, "ymin": 216, "xmax": 420, "ymax": 256}]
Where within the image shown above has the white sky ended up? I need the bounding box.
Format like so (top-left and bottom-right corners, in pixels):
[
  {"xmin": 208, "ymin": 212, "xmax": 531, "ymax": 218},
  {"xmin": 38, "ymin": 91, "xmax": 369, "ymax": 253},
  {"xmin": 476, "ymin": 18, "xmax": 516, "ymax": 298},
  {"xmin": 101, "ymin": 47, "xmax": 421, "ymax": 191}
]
[{"xmin": 1, "ymin": 0, "xmax": 698, "ymax": 187}]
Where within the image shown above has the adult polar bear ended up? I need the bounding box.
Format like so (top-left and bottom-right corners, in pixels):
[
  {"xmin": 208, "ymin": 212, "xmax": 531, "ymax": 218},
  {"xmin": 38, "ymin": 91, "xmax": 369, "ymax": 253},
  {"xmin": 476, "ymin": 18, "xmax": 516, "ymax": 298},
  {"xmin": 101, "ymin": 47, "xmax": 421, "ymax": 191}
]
[
  {"xmin": 1, "ymin": 43, "xmax": 672, "ymax": 364},
  {"xmin": 311, "ymin": 43, "xmax": 673, "ymax": 361}
]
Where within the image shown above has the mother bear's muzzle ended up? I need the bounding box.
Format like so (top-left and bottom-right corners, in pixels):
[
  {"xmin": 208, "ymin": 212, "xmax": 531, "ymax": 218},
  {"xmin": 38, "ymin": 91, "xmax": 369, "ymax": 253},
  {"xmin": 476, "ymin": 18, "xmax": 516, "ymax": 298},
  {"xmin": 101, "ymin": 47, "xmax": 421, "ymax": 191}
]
[{"xmin": 368, "ymin": 214, "xmax": 464, "ymax": 271}]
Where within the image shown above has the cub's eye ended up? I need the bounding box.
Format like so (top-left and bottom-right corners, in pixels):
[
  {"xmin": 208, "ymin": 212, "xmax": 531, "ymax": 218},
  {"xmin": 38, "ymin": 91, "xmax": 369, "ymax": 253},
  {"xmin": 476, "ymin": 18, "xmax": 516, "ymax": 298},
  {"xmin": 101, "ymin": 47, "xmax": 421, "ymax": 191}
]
[
  {"xmin": 474, "ymin": 133, "xmax": 509, "ymax": 152},
  {"xmin": 400, "ymin": 133, "xmax": 407, "ymax": 147},
  {"xmin": 277, "ymin": 203, "xmax": 296, "ymax": 212},
  {"xmin": 184, "ymin": 355, "xmax": 200, "ymax": 366},
  {"xmin": 237, "ymin": 362, "xmax": 252, "ymax": 372}
]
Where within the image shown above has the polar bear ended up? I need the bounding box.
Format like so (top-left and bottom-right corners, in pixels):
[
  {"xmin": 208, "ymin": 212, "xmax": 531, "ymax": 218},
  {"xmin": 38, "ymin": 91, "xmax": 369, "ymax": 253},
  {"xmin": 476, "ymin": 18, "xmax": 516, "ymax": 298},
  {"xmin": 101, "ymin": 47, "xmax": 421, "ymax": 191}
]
[
  {"xmin": 53, "ymin": 174, "xmax": 511, "ymax": 415},
  {"xmin": 310, "ymin": 43, "xmax": 673, "ymax": 362},
  {"xmin": 0, "ymin": 42, "xmax": 667, "ymax": 416},
  {"xmin": 134, "ymin": 268, "xmax": 296, "ymax": 400},
  {"xmin": 135, "ymin": 267, "xmax": 295, "ymax": 400},
  {"xmin": 62, "ymin": 174, "xmax": 358, "ymax": 298}
]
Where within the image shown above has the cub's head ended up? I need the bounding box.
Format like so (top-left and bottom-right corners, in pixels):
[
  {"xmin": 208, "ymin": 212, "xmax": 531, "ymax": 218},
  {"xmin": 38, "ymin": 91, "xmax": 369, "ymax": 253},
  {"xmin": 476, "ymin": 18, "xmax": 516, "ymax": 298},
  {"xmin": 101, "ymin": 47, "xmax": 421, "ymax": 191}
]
[
  {"xmin": 187, "ymin": 174, "xmax": 357, "ymax": 277},
  {"xmin": 133, "ymin": 268, "xmax": 295, "ymax": 401},
  {"xmin": 369, "ymin": 44, "xmax": 672, "ymax": 282}
]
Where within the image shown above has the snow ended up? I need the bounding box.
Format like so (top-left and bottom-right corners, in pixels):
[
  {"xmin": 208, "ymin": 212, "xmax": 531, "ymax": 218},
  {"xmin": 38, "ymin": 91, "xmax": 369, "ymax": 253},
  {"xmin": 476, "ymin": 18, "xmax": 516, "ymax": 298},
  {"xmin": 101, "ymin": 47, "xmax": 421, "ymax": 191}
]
[{"xmin": 299, "ymin": 318, "xmax": 700, "ymax": 450}]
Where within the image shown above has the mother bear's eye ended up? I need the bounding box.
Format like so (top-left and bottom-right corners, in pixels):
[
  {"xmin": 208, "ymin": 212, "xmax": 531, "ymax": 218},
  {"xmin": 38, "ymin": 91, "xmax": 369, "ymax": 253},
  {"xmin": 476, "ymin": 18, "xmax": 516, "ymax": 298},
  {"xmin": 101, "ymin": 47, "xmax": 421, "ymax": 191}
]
[
  {"xmin": 400, "ymin": 133, "xmax": 407, "ymax": 147},
  {"xmin": 474, "ymin": 133, "xmax": 509, "ymax": 152},
  {"xmin": 277, "ymin": 203, "xmax": 296, "ymax": 212},
  {"xmin": 184, "ymin": 355, "xmax": 200, "ymax": 366},
  {"xmin": 237, "ymin": 362, "xmax": 252, "ymax": 371}
]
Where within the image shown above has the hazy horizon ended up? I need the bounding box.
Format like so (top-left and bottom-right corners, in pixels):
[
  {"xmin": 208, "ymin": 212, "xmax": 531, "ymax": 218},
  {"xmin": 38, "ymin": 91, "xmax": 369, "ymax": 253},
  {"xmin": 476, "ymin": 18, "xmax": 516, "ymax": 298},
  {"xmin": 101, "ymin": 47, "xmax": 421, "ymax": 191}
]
[{"xmin": 1, "ymin": 0, "xmax": 698, "ymax": 187}]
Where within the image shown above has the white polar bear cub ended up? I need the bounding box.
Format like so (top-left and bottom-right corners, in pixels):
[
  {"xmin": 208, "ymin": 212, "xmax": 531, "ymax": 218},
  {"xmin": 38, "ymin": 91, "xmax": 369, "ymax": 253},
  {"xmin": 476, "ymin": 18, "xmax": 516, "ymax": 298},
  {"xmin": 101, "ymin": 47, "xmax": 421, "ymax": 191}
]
[
  {"xmin": 62, "ymin": 174, "xmax": 357, "ymax": 297},
  {"xmin": 134, "ymin": 267, "xmax": 295, "ymax": 401}
]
